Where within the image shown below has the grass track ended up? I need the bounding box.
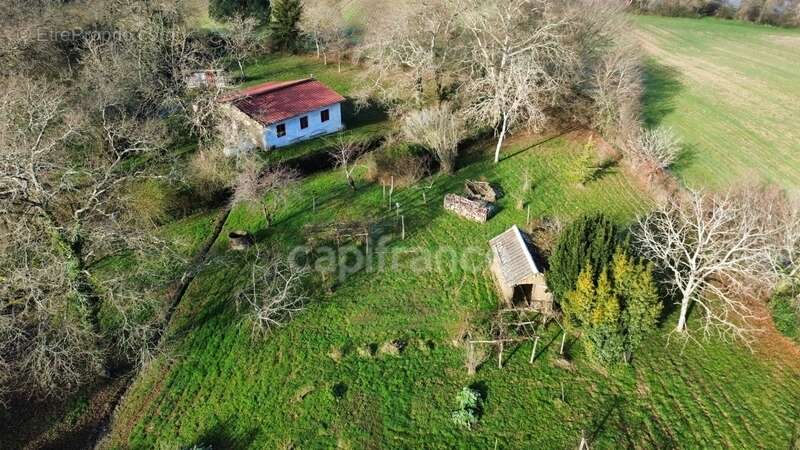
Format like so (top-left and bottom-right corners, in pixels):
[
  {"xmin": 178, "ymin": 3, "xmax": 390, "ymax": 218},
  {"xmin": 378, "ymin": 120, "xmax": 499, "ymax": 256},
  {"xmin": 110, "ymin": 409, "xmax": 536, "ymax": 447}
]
[{"xmin": 635, "ymin": 15, "xmax": 800, "ymax": 189}]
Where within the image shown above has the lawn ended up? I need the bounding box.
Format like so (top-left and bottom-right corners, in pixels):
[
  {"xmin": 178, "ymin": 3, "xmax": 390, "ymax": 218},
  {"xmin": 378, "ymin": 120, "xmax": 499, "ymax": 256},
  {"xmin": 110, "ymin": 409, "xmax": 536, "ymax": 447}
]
[
  {"xmin": 634, "ymin": 15, "xmax": 800, "ymax": 189},
  {"xmin": 104, "ymin": 133, "xmax": 800, "ymax": 449}
]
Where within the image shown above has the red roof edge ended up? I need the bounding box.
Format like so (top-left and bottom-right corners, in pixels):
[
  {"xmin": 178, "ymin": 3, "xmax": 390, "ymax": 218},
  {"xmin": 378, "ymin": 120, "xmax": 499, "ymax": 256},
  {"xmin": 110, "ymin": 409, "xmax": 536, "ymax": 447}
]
[{"xmin": 221, "ymin": 78, "xmax": 314, "ymax": 102}]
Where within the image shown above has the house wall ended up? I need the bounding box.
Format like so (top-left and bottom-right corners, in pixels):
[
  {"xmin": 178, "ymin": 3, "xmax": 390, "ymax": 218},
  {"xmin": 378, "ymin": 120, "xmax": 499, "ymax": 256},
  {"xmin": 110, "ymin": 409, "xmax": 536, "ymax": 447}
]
[
  {"xmin": 263, "ymin": 102, "xmax": 343, "ymax": 149},
  {"xmin": 220, "ymin": 104, "xmax": 265, "ymax": 156}
]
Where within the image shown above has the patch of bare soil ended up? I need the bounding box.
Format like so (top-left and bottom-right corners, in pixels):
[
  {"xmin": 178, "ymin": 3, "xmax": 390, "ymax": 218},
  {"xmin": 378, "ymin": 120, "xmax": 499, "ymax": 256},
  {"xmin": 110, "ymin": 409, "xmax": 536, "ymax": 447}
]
[{"xmin": 767, "ymin": 34, "xmax": 800, "ymax": 48}]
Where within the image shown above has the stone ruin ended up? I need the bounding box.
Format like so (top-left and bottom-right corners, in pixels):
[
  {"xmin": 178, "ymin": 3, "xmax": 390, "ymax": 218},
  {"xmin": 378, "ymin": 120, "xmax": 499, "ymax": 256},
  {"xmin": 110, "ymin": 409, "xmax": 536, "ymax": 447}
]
[
  {"xmin": 443, "ymin": 180, "xmax": 502, "ymax": 223},
  {"xmin": 443, "ymin": 193, "xmax": 496, "ymax": 223},
  {"xmin": 465, "ymin": 180, "xmax": 501, "ymax": 202},
  {"xmin": 228, "ymin": 230, "xmax": 255, "ymax": 251}
]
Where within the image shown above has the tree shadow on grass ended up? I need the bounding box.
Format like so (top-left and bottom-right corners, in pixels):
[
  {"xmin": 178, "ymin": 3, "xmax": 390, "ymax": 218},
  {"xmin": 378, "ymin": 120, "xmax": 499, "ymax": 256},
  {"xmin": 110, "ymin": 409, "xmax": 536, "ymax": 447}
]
[
  {"xmin": 668, "ymin": 142, "xmax": 698, "ymax": 177},
  {"xmin": 341, "ymin": 99, "xmax": 389, "ymax": 129},
  {"xmin": 642, "ymin": 60, "xmax": 684, "ymax": 128},
  {"xmin": 193, "ymin": 420, "xmax": 259, "ymax": 450}
]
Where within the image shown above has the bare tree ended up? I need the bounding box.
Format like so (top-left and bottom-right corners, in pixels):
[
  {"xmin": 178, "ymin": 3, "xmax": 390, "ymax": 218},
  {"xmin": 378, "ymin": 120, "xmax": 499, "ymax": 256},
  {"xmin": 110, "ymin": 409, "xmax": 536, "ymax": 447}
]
[
  {"xmin": 0, "ymin": 216, "xmax": 105, "ymax": 399},
  {"xmin": 301, "ymin": 0, "xmax": 351, "ymax": 71},
  {"xmin": 355, "ymin": 0, "xmax": 465, "ymax": 105},
  {"xmin": 461, "ymin": 0, "xmax": 574, "ymax": 163},
  {"xmin": 232, "ymin": 158, "xmax": 300, "ymax": 227},
  {"xmin": 330, "ymin": 136, "xmax": 367, "ymax": 190},
  {"xmin": 225, "ymin": 15, "xmax": 260, "ymax": 80},
  {"xmin": 0, "ymin": 75, "xmax": 179, "ymax": 397},
  {"xmin": 588, "ymin": 42, "xmax": 643, "ymax": 141},
  {"xmin": 236, "ymin": 250, "xmax": 310, "ymax": 336},
  {"xmin": 401, "ymin": 104, "xmax": 465, "ymax": 174},
  {"xmin": 634, "ymin": 189, "xmax": 777, "ymax": 339}
]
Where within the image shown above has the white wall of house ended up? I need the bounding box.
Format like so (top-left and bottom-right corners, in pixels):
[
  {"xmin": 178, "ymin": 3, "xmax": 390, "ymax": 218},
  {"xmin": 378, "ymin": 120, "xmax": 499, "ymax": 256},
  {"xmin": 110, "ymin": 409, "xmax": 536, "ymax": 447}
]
[{"xmin": 263, "ymin": 102, "xmax": 343, "ymax": 149}]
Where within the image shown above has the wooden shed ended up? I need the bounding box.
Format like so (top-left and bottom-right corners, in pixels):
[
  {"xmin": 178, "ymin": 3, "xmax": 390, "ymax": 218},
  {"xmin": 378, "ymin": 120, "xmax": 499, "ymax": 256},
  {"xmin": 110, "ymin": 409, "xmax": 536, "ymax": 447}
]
[{"xmin": 489, "ymin": 225, "xmax": 553, "ymax": 313}]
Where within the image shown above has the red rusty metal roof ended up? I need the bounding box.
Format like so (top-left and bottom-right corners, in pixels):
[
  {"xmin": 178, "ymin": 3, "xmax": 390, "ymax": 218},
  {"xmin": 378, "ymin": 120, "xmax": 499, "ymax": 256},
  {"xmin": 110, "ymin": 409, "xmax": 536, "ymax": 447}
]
[{"xmin": 222, "ymin": 78, "xmax": 345, "ymax": 125}]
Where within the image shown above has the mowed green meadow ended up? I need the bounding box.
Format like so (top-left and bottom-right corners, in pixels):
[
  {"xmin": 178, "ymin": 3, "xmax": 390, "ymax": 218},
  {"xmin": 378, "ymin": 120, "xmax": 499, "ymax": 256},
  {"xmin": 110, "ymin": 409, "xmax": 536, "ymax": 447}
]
[
  {"xmin": 102, "ymin": 56, "xmax": 800, "ymax": 449},
  {"xmin": 635, "ymin": 15, "xmax": 800, "ymax": 189}
]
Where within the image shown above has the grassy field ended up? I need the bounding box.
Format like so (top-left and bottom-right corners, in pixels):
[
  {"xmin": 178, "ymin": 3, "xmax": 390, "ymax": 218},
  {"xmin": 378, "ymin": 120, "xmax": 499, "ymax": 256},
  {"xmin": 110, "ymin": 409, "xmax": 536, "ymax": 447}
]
[
  {"xmin": 104, "ymin": 129, "xmax": 800, "ymax": 448},
  {"xmin": 95, "ymin": 50, "xmax": 800, "ymax": 449},
  {"xmin": 635, "ymin": 16, "xmax": 800, "ymax": 189}
]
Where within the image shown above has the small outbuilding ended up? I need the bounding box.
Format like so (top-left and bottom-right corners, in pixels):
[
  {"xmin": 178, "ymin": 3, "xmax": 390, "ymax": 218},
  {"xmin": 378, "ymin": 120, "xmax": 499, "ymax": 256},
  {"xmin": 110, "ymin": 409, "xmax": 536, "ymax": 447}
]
[
  {"xmin": 220, "ymin": 78, "xmax": 345, "ymax": 154},
  {"xmin": 186, "ymin": 69, "xmax": 228, "ymax": 89},
  {"xmin": 489, "ymin": 225, "xmax": 553, "ymax": 313}
]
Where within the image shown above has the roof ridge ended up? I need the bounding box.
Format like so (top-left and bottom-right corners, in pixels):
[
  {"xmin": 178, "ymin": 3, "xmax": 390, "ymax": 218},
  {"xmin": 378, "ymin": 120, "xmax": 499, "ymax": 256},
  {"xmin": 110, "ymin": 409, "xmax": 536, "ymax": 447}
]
[
  {"xmin": 511, "ymin": 225, "xmax": 539, "ymax": 274},
  {"xmin": 223, "ymin": 78, "xmax": 314, "ymax": 102}
]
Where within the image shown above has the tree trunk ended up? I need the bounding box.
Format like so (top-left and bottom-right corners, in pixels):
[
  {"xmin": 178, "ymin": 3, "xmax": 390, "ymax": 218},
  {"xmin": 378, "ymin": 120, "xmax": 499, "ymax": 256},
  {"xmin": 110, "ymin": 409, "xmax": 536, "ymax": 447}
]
[
  {"xmin": 675, "ymin": 295, "xmax": 691, "ymax": 332},
  {"xmin": 347, "ymin": 176, "xmax": 356, "ymax": 191},
  {"xmin": 238, "ymin": 60, "xmax": 245, "ymax": 81},
  {"xmin": 494, "ymin": 114, "xmax": 509, "ymax": 164}
]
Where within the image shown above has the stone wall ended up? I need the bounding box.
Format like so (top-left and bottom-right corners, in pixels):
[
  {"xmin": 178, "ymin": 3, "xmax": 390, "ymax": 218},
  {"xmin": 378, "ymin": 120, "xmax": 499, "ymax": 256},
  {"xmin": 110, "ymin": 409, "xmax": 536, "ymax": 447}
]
[{"xmin": 443, "ymin": 193, "xmax": 495, "ymax": 223}]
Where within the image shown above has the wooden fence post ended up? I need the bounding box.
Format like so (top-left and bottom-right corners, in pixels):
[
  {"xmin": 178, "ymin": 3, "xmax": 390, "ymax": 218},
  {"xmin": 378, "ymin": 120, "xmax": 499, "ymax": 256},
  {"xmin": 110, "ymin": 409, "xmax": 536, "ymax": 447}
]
[{"xmin": 529, "ymin": 336, "xmax": 540, "ymax": 363}]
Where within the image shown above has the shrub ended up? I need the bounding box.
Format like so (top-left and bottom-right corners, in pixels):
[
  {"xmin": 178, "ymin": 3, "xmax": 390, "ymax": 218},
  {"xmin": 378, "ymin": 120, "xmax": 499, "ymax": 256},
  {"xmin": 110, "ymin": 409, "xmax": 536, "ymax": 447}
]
[
  {"xmin": 188, "ymin": 147, "xmax": 238, "ymax": 199},
  {"xmin": 626, "ymin": 126, "xmax": 681, "ymax": 172},
  {"xmin": 364, "ymin": 142, "xmax": 431, "ymax": 187},
  {"xmin": 770, "ymin": 293, "xmax": 800, "ymax": 342},
  {"xmin": 548, "ymin": 214, "xmax": 620, "ymax": 301},
  {"xmin": 451, "ymin": 387, "xmax": 481, "ymax": 430},
  {"xmin": 401, "ymin": 104, "xmax": 465, "ymax": 174},
  {"xmin": 124, "ymin": 179, "xmax": 175, "ymax": 226},
  {"xmin": 568, "ymin": 142, "xmax": 599, "ymax": 186},
  {"xmin": 562, "ymin": 248, "xmax": 662, "ymax": 365}
]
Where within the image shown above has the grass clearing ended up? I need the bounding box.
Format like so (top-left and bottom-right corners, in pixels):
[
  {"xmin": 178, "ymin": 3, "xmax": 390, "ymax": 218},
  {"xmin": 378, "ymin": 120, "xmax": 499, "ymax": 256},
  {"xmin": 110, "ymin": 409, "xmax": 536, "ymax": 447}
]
[
  {"xmin": 105, "ymin": 132, "xmax": 800, "ymax": 449},
  {"xmin": 634, "ymin": 15, "xmax": 800, "ymax": 189}
]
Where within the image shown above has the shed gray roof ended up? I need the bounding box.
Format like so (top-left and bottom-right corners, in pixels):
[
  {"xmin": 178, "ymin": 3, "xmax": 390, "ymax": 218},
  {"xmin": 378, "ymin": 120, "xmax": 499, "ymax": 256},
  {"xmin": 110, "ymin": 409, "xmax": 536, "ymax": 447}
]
[{"xmin": 489, "ymin": 225, "xmax": 540, "ymax": 286}]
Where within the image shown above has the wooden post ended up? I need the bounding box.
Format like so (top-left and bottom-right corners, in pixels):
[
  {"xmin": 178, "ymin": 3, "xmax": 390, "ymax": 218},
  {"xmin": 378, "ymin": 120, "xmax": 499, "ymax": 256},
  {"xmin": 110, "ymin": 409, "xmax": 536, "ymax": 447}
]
[
  {"xmin": 560, "ymin": 332, "xmax": 567, "ymax": 355},
  {"xmin": 578, "ymin": 431, "xmax": 589, "ymax": 450},
  {"xmin": 498, "ymin": 341, "xmax": 503, "ymax": 369},
  {"xmin": 529, "ymin": 336, "xmax": 540, "ymax": 363},
  {"xmin": 526, "ymin": 204, "xmax": 531, "ymax": 225},
  {"xmin": 401, "ymin": 215, "xmax": 405, "ymax": 240},
  {"xmin": 389, "ymin": 176, "xmax": 394, "ymax": 209}
]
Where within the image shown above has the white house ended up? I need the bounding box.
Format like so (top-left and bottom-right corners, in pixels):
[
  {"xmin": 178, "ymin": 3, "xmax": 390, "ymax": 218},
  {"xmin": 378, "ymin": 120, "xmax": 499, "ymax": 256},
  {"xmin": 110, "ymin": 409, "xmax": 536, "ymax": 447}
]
[{"xmin": 220, "ymin": 78, "xmax": 345, "ymax": 154}]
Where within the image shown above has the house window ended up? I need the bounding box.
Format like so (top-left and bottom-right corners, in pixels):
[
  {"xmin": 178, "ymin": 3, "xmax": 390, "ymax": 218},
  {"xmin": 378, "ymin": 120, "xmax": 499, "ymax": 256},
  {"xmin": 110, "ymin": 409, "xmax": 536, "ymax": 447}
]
[
  {"xmin": 320, "ymin": 109, "xmax": 330, "ymax": 122},
  {"xmin": 300, "ymin": 116, "xmax": 309, "ymax": 130},
  {"xmin": 276, "ymin": 123, "xmax": 286, "ymax": 137}
]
